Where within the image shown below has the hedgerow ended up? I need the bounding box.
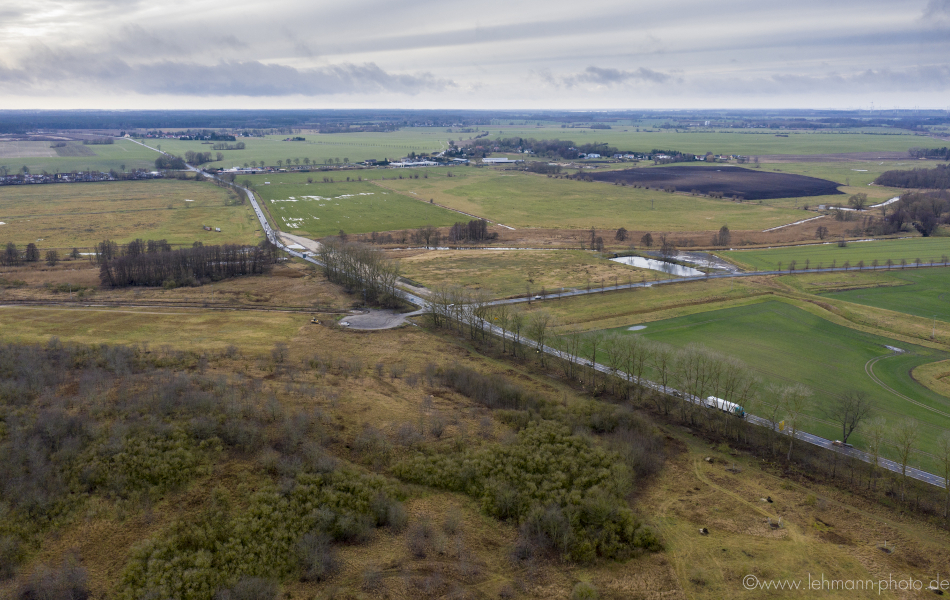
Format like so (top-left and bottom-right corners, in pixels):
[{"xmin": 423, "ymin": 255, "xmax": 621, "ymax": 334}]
[
  {"xmin": 394, "ymin": 420, "xmax": 659, "ymax": 561},
  {"xmin": 120, "ymin": 469, "xmax": 405, "ymax": 600}
]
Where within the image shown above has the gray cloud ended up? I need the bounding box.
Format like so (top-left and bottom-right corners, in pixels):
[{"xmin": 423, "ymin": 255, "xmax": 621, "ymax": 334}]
[
  {"xmin": 0, "ymin": 46, "xmax": 454, "ymax": 96},
  {"xmin": 548, "ymin": 66, "xmax": 677, "ymax": 88},
  {"xmin": 924, "ymin": 0, "xmax": 950, "ymax": 16}
]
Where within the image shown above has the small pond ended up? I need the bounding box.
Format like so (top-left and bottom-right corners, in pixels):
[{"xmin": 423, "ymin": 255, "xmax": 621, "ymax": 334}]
[{"xmin": 610, "ymin": 255, "xmax": 705, "ymax": 277}]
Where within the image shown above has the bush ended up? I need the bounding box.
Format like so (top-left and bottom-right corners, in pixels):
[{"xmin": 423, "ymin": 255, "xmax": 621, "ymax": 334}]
[
  {"xmin": 0, "ymin": 536, "xmax": 20, "ymax": 580},
  {"xmin": 214, "ymin": 577, "xmax": 278, "ymax": 600},
  {"xmin": 296, "ymin": 532, "xmax": 337, "ymax": 582},
  {"xmin": 121, "ymin": 470, "xmax": 404, "ymax": 600},
  {"xmin": 571, "ymin": 581, "xmax": 599, "ymax": 600},
  {"xmin": 17, "ymin": 559, "xmax": 89, "ymax": 600},
  {"xmin": 395, "ymin": 421, "xmax": 660, "ymax": 561}
]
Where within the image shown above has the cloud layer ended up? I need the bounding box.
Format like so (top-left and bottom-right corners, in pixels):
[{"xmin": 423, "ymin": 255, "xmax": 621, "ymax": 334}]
[{"xmin": 0, "ymin": 0, "xmax": 946, "ymax": 108}]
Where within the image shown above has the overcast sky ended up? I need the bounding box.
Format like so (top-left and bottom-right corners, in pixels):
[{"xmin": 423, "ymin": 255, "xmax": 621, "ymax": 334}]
[{"xmin": 1, "ymin": 0, "xmax": 948, "ymax": 110}]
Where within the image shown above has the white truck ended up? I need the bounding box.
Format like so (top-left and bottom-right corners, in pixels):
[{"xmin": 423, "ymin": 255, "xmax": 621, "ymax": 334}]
[{"xmin": 705, "ymin": 396, "xmax": 746, "ymax": 418}]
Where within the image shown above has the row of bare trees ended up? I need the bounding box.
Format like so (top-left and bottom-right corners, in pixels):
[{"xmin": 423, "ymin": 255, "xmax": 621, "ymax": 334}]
[
  {"xmin": 98, "ymin": 242, "xmax": 276, "ymax": 288},
  {"xmin": 423, "ymin": 291, "xmax": 950, "ymax": 514},
  {"xmin": 317, "ymin": 238, "xmax": 400, "ymax": 307}
]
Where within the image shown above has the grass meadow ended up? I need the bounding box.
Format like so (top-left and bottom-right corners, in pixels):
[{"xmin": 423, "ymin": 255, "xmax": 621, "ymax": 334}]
[
  {"xmin": 720, "ymin": 238, "xmax": 950, "ymax": 271},
  {"xmin": 0, "ymin": 179, "xmax": 262, "ymax": 248},
  {"xmin": 380, "ymin": 168, "xmax": 807, "ymax": 232},
  {"xmin": 820, "ymin": 268, "xmax": 950, "ymax": 322},
  {"xmin": 613, "ymin": 300, "xmax": 950, "ymax": 470},
  {"xmin": 246, "ymin": 173, "xmax": 460, "ymax": 238},
  {"xmin": 153, "ymin": 130, "xmax": 451, "ymax": 170},
  {"xmin": 476, "ymin": 125, "xmax": 925, "ymax": 156},
  {"xmin": 0, "ymin": 139, "xmax": 161, "ymax": 173},
  {"xmin": 397, "ymin": 249, "xmax": 655, "ymax": 298}
]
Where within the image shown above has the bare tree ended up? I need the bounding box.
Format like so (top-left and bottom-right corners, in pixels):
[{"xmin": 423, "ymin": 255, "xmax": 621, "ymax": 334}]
[
  {"xmin": 937, "ymin": 432, "xmax": 950, "ymax": 519},
  {"xmin": 826, "ymin": 391, "xmax": 872, "ymax": 445},
  {"xmin": 864, "ymin": 416, "xmax": 888, "ymax": 490},
  {"xmin": 527, "ymin": 311, "xmax": 554, "ymax": 367},
  {"xmin": 892, "ymin": 419, "xmax": 920, "ymax": 503},
  {"xmin": 650, "ymin": 341, "xmax": 675, "ymax": 414},
  {"xmin": 584, "ymin": 331, "xmax": 605, "ymax": 389},
  {"xmin": 779, "ymin": 384, "xmax": 812, "ymax": 461},
  {"xmin": 45, "ymin": 249, "xmax": 59, "ymax": 266}
]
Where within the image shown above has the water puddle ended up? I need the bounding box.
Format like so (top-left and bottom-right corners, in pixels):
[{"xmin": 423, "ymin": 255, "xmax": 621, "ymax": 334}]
[{"xmin": 610, "ymin": 256, "xmax": 705, "ymax": 277}]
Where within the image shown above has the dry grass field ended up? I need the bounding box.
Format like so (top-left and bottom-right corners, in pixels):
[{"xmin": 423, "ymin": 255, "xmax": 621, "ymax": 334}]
[
  {"xmin": 396, "ymin": 249, "xmax": 656, "ymax": 298},
  {"xmin": 0, "ymin": 260, "xmax": 352, "ymax": 310},
  {"xmin": 0, "ymin": 179, "xmax": 262, "ymax": 248}
]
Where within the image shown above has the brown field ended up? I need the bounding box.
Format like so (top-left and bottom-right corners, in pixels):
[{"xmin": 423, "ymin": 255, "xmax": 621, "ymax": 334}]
[
  {"xmin": 0, "ymin": 259, "xmax": 353, "ymax": 311},
  {"xmin": 0, "ymin": 179, "xmax": 263, "ymax": 248},
  {"xmin": 912, "ymin": 359, "xmax": 950, "ymax": 398},
  {"xmin": 589, "ymin": 165, "xmax": 844, "ymax": 201},
  {"xmin": 396, "ymin": 249, "xmax": 655, "ymax": 298}
]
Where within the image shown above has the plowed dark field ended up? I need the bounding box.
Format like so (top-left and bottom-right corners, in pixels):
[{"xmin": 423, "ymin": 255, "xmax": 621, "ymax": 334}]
[{"xmin": 590, "ymin": 165, "xmax": 843, "ymax": 200}]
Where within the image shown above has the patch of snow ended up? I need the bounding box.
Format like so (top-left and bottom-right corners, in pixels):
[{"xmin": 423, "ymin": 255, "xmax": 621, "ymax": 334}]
[{"xmin": 628, "ymin": 325, "xmax": 647, "ymax": 331}]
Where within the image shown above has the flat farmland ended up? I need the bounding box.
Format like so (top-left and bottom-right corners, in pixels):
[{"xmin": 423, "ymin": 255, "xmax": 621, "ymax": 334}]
[
  {"xmin": 0, "ymin": 179, "xmax": 262, "ymax": 247},
  {"xmin": 614, "ymin": 300, "xmax": 950, "ymax": 469},
  {"xmin": 380, "ymin": 169, "xmax": 807, "ymax": 232},
  {"xmin": 397, "ymin": 249, "xmax": 654, "ymax": 298},
  {"xmin": 720, "ymin": 238, "xmax": 950, "ymax": 271},
  {"xmin": 154, "ymin": 130, "xmax": 451, "ymax": 170},
  {"xmin": 819, "ymin": 268, "xmax": 950, "ymax": 322},
  {"xmin": 0, "ymin": 138, "xmax": 160, "ymax": 173},
  {"xmin": 246, "ymin": 173, "xmax": 460, "ymax": 238},
  {"xmin": 477, "ymin": 126, "xmax": 923, "ymax": 156}
]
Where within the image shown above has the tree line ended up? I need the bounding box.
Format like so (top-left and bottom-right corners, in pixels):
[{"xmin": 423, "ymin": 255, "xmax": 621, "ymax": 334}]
[
  {"xmin": 875, "ymin": 164, "xmax": 950, "ymax": 189},
  {"xmin": 317, "ymin": 238, "xmax": 400, "ymax": 307},
  {"xmin": 97, "ymin": 240, "xmax": 277, "ymax": 288},
  {"xmin": 908, "ymin": 147, "xmax": 950, "ymax": 160}
]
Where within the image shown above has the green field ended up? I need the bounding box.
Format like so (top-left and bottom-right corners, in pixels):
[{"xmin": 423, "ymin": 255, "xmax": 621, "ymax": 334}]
[
  {"xmin": 613, "ymin": 300, "xmax": 950, "ymax": 468},
  {"xmin": 151, "ymin": 130, "xmax": 451, "ymax": 170},
  {"xmin": 381, "ymin": 168, "xmax": 807, "ymax": 232},
  {"xmin": 476, "ymin": 125, "xmax": 925, "ymax": 156},
  {"xmin": 246, "ymin": 173, "xmax": 461, "ymax": 238},
  {"xmin": 0, "ymin": 139, "xmax": 162, "ymax": 174},
  {"xmin": 822, "ymin": 268, "xmax": 950, "ymax": 323},
  {"xmin": 720, "ymin": 238, "xmax": 950, "ymax": 271},
  {"xmin": 0, "ymin": 179, "xmax": 262, "ymax": 248}
]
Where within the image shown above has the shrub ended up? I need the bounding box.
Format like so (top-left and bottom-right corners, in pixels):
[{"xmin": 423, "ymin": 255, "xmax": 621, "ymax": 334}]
[
  {"xmin": 214, "ymin": 577, "xmax": 278, "ymax": 600},
  {"xmin": 572, "ymin": 581, "xmax": 599, "ymax": 600},
  {"xmin": 395, "ymin": 421, "xmax": 660, "ymax": 561},
  {"xmin": 121, "ymin": 470, "xmax": 403, "ymax": 600},
  {"xmin": 17, "ymin": 559, "xmax": 89, "ymax": 600},
  {"xmin": 296, "ymin": 532, "xmax": 337, "ymax": 582}
]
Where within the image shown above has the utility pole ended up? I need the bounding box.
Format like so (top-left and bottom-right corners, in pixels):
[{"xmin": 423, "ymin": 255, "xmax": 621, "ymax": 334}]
[{"xmin": 933, "ymin": 315, "xmax": 937, "ymax": 340}]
